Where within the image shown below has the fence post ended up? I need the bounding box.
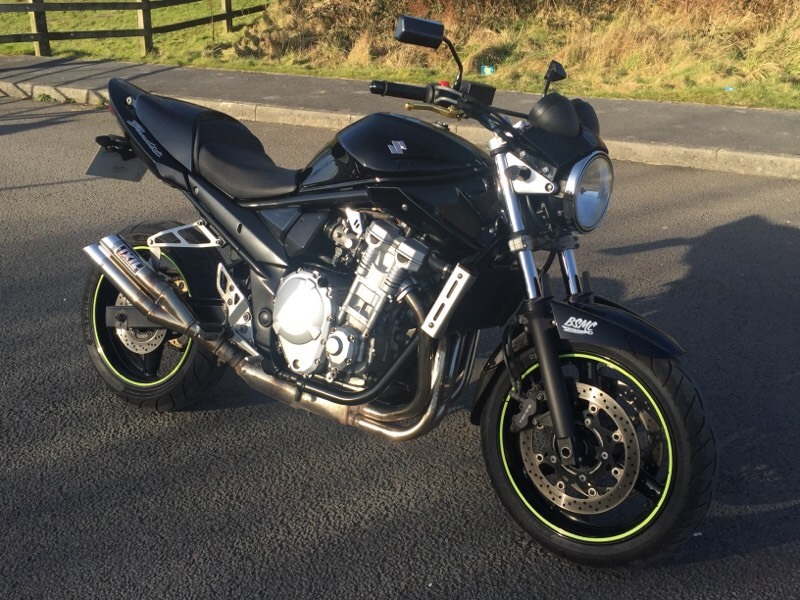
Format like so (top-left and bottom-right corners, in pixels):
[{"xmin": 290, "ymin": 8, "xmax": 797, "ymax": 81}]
[
  {"xmin": 221, "ymin": 0, "xmax": 233, "ymax": 34},
  {"xmin": 138, "ymin": 0, "xmax": 153, "ymax": 56},
  {"xmin": 28, "ymin": 0, "xmax": 51, "ymax": 57}
]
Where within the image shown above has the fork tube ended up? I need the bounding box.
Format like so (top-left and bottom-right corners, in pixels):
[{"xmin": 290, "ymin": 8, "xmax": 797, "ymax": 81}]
[
  {"xmin": 491, "ymin": 137, "xmax": 578, "ymax": 464},
  {"xmin": 491, "ymin": 141, "xmax": 542, "ymax": 299},
  {"xmin": 559, "ymin": 249, "xmax": 582, "ymax": 296}
]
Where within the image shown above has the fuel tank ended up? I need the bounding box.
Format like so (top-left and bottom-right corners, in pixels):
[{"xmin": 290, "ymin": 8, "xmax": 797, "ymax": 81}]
[
  {"xmin": 300, "ymin": 113, "xmax": 501, "ymax": 253},
  {"xmin": 301, "ymin": 113, "xmax": 493, "ymax": 187}
]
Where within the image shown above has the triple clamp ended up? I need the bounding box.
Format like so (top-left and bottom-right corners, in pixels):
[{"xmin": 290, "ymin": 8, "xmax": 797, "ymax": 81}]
[{"xmin": 508, "ymin": 234, "xmax": 535, "ymax": 253}]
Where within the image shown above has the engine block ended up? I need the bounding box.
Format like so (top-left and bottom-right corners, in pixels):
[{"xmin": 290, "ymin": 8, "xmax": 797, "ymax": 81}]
[
  {"xmin": 338, "ymin": 220, "xmax": 427, "ymax": 335},
  {"xmin": 272, "ymin": 218, "xmax": 428, "ymax": 378}
]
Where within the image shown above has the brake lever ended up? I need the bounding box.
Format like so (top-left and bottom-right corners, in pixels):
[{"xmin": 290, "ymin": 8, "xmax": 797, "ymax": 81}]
[{"xmin": 403, "ymin": 103, "xmax": 465, "ymax": 119}]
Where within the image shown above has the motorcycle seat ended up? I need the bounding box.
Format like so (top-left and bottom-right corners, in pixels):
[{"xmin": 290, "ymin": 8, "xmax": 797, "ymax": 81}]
[
  {"xmin": 124, "ymin": 79, "xmax": 300, "ymax": 200},
  {"xmin": 194, "ymin": 117, "xmax": 301, "ymax": 200},
  {"xmin": 196, "ymin": 139, "xmax": 301, "ymax": 200}
]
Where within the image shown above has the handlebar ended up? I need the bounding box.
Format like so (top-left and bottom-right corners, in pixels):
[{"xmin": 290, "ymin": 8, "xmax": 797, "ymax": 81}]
[
  {"xmin": 369, "ymin": 80, "xmax": 434, "ymax": 103},
  {"xmin": 370, "ymin": 79, "xmax": 523, "ymax": 144}
]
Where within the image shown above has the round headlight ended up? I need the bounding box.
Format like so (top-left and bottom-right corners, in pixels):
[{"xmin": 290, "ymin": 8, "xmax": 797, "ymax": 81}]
[{"xmin": 564, "ymin": 152, "xmax": 613, "ymax": 232}]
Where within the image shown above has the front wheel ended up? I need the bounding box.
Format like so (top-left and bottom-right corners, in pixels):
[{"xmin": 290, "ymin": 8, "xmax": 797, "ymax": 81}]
[{"xmin": 480, "ymin": 341, "xmax": 715, "ymax": 567}]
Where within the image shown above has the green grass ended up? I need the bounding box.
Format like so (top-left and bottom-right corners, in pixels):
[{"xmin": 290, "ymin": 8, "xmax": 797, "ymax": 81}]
[
  {"xmin": 2, "ymin": 0, "xmax": 800, "ymax": 109},
  {"xmin": 0, "ymin": 0, "xmax": 264, "ymax": 63}
]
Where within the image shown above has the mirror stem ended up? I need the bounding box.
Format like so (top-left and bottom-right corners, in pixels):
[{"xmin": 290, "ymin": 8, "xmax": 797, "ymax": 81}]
[{"xmin": 443, "ymin": 36, "xmax": 463, "ymax": 90}]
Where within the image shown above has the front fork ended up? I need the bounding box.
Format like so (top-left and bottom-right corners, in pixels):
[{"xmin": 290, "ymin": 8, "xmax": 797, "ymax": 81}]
[{"xmin": 492, "ymin": 140, "xmax": 581, "ymax": 464}]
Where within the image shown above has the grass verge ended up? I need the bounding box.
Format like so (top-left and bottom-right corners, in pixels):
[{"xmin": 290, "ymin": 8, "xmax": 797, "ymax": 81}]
[{"xmin": 1, "ymin": 0, "xmax": 799, "ymax": 109}]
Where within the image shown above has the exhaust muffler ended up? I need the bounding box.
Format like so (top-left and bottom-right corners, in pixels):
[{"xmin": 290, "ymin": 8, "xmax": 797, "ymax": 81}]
[
  {"xmin": 98, "ymin": 234, "xmax": 199, "ymax": 334},
  {"xmin": 83, "ymin": 236, "xmax": 308, "ymax": 399},
  {"xmin": 83, "ymin": 242, "xmax": 193, "ymax": 335}
]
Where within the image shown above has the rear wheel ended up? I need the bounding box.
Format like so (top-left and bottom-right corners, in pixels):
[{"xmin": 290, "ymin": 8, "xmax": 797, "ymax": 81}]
[
  {"xmin": 81, "ymin": 221, "xmax": 224, "ymax": 411},
  {"xmin": 480, "ymin": 341, "xmax": 715, "ymax": 567}
]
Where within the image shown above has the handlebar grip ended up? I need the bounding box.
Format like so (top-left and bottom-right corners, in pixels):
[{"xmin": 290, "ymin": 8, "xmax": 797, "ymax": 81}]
[{"xmin": 369, "ymin": 80, "xmax": 433, "ymax": 103}]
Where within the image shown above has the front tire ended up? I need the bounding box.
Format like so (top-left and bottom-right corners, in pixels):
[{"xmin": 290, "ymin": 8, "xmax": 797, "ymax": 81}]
[
  {"xmin": 480, "ymin": 341, "xmax": 715, "ymax": 567},
  {"xmin": 82, "ymin": 221, "xmax": 225, "ymax": 411}
]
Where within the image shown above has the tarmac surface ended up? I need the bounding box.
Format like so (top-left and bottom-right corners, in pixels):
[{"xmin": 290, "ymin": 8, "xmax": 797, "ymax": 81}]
[
  {"xmin": 1, "ymin": 54, "xmax": 800, "ymax": 179},
  {"xmin": 2, "ymin": 97, "xmax": 800, "ymax": 598}
]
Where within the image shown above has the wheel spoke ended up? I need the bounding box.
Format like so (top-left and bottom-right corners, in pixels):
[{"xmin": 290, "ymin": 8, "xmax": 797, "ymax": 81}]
[
  {"xmin": 141, "ymin": 343, "xmax": 165, "ymax": 378},
  {"xmin": 634, "ymin": 470, "xmax": 664, "ymax": 503}
]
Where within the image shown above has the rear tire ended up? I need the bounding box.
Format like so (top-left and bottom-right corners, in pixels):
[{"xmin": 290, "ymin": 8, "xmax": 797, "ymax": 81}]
[
  {"xmin": 82, "ymin": 221, "xmax": 225, "ymax": 411},
  {"xmin": 480, "ymin": 341, "xmax": 715, "ymax": 567}
]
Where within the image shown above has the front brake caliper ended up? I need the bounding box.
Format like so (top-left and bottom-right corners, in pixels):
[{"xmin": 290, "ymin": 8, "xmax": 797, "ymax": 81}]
[{"xmin": 510, "ymin": 384, "xmax": 545, "ymax": 432}]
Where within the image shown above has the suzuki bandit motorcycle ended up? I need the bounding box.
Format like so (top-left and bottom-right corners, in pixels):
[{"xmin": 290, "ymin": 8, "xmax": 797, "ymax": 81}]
[{"xmin": 82, "ymin": 16, "xmax": 715, "ymax": 567}]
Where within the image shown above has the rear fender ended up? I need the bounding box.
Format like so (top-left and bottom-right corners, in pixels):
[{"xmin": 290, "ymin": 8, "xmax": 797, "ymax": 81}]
[
  {"xmin": 469, "ymin": 295, "xmax": 684, "ymax": 425},
  {"xmin": 107, "ymin": 78, "xmax": 190, "ymax": 189}
]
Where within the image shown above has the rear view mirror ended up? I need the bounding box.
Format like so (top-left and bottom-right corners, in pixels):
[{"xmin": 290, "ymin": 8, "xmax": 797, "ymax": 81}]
[
  {"xmin": 395, "ymin": 16, "xmax": 444, "ymax": 49},
  {"xmin": 543, "ymin": 60, "xmax": 568, "ymax": 95},
  {"xmin": 546, "ymin": 60, "xmax": 567, "ymax": 84}
]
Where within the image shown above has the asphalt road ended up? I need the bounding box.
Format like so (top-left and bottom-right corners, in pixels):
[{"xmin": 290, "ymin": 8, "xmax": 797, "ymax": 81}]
[{"xmin": 1, "ymin": 96, "xmax": 799, "ymax": 599}]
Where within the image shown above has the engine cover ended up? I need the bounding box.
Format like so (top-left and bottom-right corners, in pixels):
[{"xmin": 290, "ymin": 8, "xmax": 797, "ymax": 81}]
[{"xmin": 272, "ymin": 270, "xmax": 335, "ymax": 375}]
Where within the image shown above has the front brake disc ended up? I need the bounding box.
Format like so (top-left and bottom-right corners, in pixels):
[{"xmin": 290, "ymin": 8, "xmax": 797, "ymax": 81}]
[{"xmin": 518, "ymin": 383, "xmax": 641, "ymax": 515}]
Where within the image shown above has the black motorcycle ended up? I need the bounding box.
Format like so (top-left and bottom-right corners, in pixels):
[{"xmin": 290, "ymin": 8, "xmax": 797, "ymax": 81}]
[{"xmin": 82, "ymin": 16, "xmax": 715, "ymax": 567}]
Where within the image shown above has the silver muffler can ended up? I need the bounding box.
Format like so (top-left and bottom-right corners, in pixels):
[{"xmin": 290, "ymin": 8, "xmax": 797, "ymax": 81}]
[
  {"xmin": 98, "ymin": 234, "xmax": 198, "ymax": 332},
  {"xmin": 83, "ymin": 242, "xmax": 192, "ymax": 334}
]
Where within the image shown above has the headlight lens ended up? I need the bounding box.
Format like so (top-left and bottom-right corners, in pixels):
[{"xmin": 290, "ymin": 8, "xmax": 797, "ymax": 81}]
[{"xmin": 564, "ymin": 152, "xmax": 613, "ymax": 232}]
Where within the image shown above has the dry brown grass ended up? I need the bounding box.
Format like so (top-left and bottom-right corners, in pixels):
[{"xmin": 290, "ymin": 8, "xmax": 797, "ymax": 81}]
[{"xmin": 226, "ymin": 0, "xmax": 800, "ymax": 107}]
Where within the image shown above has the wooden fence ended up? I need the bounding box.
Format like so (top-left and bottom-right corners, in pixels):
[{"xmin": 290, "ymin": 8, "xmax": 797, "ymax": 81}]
[{"xmin": 0, "ymin": 0, "xmax": 264, "ymax": 57}]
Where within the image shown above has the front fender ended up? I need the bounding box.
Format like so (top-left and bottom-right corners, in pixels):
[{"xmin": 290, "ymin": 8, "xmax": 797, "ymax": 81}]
[
  {"xmin": 550, "ymin": 296, "xmax": 684, "ymax": 358},
  {"xmin": 469, "ymin": 296, "xmax": 684, "ymax": 425}
]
